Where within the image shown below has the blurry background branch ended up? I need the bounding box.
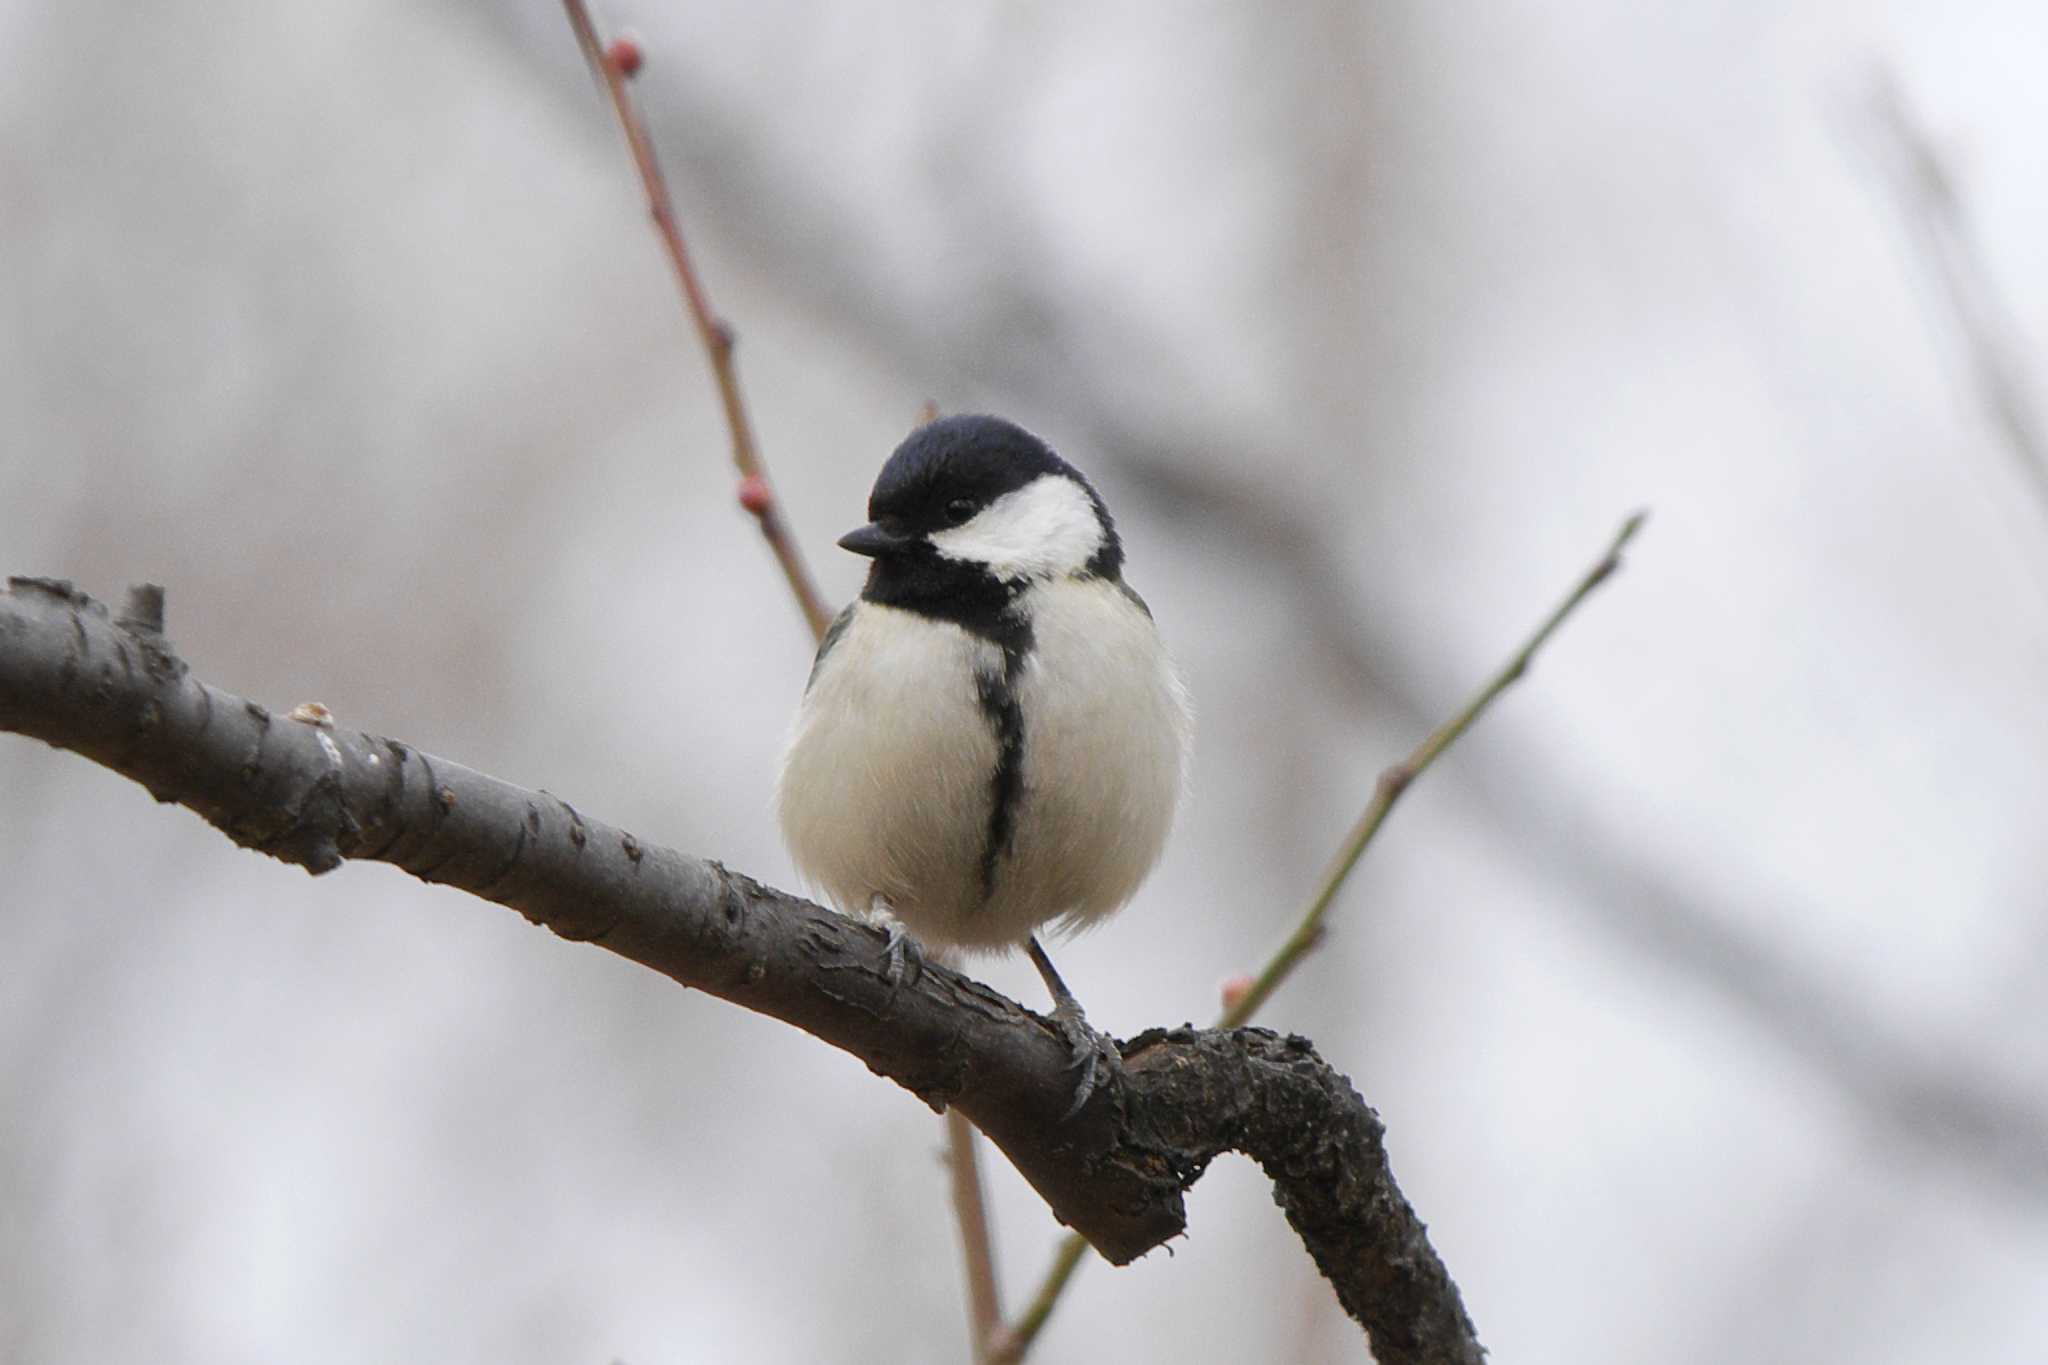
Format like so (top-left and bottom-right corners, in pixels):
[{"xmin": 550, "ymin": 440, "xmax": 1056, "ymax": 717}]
[
  {"xmin": 1851, "ymin": 70, "xmax": 2048, "ymax": 525},
  {"xmin": 10, "ymin": 5, "xmax": 2047, "ymax": 1361},
  {"xmin": 1115, "ymin": 430, "xmax": 2048, "ymax": 1199},
  {"xmin": 498, "ymin": 28, "xmax": 2048, "ymax": 1211}
]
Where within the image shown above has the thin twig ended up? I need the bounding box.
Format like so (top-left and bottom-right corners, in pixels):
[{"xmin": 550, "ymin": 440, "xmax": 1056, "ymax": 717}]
[
  {"xmin": 986, "ymin": 1233, "xmax": 1088, "ymax": 1365},
  {"xmin": 555, "ymin": 41, "xmax": 1009, "ymax": 1334},
  {"xmin": 560, "ymin": 1, "xmax": 835, "ymax": 639},
  {"xmin": 1220, "ymin": 510, "xmax": 1647, "ymax": 1028},
  {"xmin": 946, "ymin": 1108, "xmax": 1004, "ymax": 1360},
  {"xmin": 993, "ymin": 510, "xmax": 1647, "ymax": 1360}
]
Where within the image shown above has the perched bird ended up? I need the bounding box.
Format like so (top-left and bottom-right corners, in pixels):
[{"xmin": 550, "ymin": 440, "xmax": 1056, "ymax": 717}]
[{"xmin": 777, "ymin": 414, "xmax": 1191, "ymax": 1100}]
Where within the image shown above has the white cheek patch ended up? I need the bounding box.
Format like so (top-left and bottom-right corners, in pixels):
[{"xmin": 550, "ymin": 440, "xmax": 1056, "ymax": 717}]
[{"xmin": 928, "ymin": 474, "xmax": 1105, "ymax": 580}]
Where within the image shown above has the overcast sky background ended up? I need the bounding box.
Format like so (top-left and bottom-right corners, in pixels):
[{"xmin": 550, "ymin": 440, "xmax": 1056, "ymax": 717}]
[{"xmin": 5, "ymin": 1, "xmax": 2047, "ymax": 1361}]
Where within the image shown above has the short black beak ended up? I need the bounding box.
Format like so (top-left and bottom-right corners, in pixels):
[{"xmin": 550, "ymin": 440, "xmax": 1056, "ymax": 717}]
[{"xmin": 837, "ymin": 522, "xmax": 913, "ymax": 559}]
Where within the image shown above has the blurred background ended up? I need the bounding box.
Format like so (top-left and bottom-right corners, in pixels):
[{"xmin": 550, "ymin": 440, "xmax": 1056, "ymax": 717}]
[{"xmin": 5, "ymin": 1, "xmax": 2047, "ymax": 1361}]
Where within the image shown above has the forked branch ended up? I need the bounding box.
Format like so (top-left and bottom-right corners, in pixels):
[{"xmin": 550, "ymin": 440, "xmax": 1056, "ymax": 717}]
[{"xmin": 0, "ymin": 572, "xmax": 1484, "ymax": 1364}]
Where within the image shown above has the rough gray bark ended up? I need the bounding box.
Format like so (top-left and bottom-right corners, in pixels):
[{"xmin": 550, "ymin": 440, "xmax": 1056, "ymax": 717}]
[{"xmin": 0, "ymin": 574, "xmax": 1483, "ymax": 1365}]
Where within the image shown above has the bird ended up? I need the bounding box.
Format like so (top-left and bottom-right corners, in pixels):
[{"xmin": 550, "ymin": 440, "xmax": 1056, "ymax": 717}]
[{"xmin": 777, "ymin": 414, "xmax": 1191, "ymax": 1107}]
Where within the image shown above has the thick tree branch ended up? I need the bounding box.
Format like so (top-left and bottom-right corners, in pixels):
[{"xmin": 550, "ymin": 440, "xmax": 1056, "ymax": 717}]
[{"xmin": 0, "ymin": 574, "xmax": 1481, "ymax": 1364}]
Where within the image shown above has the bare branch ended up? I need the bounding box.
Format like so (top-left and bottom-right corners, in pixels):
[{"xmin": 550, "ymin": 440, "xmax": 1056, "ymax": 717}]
[
  {"xmin": 1221, "ymin": 510, "xmax": 1646, "ymax": 1029},
  {"xmin": 947, "ymin": 1107, "xmax": 1004, "ymax": 1360},
  {"xmin": 0, "ymin": 574, "xmax": 1481, "ymax": 1362},
  {"xmin": 986, "ymin": 1234, "xmax": 1087, "ymax": 1365},
  {"xmin": 559, "ymin": 0, "xmax": 835, "ymax": 639}
]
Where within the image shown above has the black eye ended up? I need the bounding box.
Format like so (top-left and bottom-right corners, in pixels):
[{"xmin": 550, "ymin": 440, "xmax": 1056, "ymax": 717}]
[{"xmin": 943, "ymin": 497, "xmax": 977, "ymax": 524}]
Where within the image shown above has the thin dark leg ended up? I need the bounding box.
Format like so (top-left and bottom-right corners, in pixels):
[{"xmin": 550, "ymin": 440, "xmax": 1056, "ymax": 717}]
[
  {"xmin": 1025, "ymin": 935, "xmax": 1116, "ymax": 1119},
  {"xmin": 1026, "ymin": 935, "xmax": 1083, "ymax": 1017}
]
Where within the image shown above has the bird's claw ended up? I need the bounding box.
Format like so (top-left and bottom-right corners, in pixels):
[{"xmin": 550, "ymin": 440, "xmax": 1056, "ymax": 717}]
[
  {"xmin": 1050, "ymin": 998, "xmax": 1120, "ymax": 1121},
  {"xmin": 879, "ymin": 919, "xmax": 925, "ymax": 1000}
]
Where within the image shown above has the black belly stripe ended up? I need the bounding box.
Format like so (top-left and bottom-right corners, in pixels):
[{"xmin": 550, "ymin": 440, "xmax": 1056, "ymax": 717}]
[
  {"xmin": 973, "ymin": 626, "xmax": 1031, "ymax": 901},
  {"xmin": 854, "ymin": 551, "xmax": 1038, "ymax": 908}
]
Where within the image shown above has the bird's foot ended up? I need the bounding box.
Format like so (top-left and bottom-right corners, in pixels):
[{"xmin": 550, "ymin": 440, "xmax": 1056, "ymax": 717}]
[
  {"xmin": 1025, "ymin": 935, "xmax": 1119, "ymax": 1120},
  {"xmin": 1048, "ymin": 995, "xmax": 1121, "ymax": 1121},
  {"xmin": 879, "ymin": 917, "xmax": 926, "ymax": 993},
  {"xmin": 868, "ymin": 898, "xmax": 925, "ymax": 1007}
]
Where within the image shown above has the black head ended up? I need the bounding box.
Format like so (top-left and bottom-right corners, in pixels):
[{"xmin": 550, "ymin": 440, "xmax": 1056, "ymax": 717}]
[{"xmin": 839, "ymin": 416, "xmax": 1123, "ymax": 631}]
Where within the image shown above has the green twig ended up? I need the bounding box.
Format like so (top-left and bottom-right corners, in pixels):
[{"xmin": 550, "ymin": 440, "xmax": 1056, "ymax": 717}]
[
  {"xmin": 1220, "ymin": 509, "xmax": 1647, "ymax": 1029},
  {"xmin": 993, "ymin": 509, "xmax": 1647, "ymax": 1360},
  {"xmin": 985, "ymin": 1233, "xmax": 1088, "ymax": 1365}
]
